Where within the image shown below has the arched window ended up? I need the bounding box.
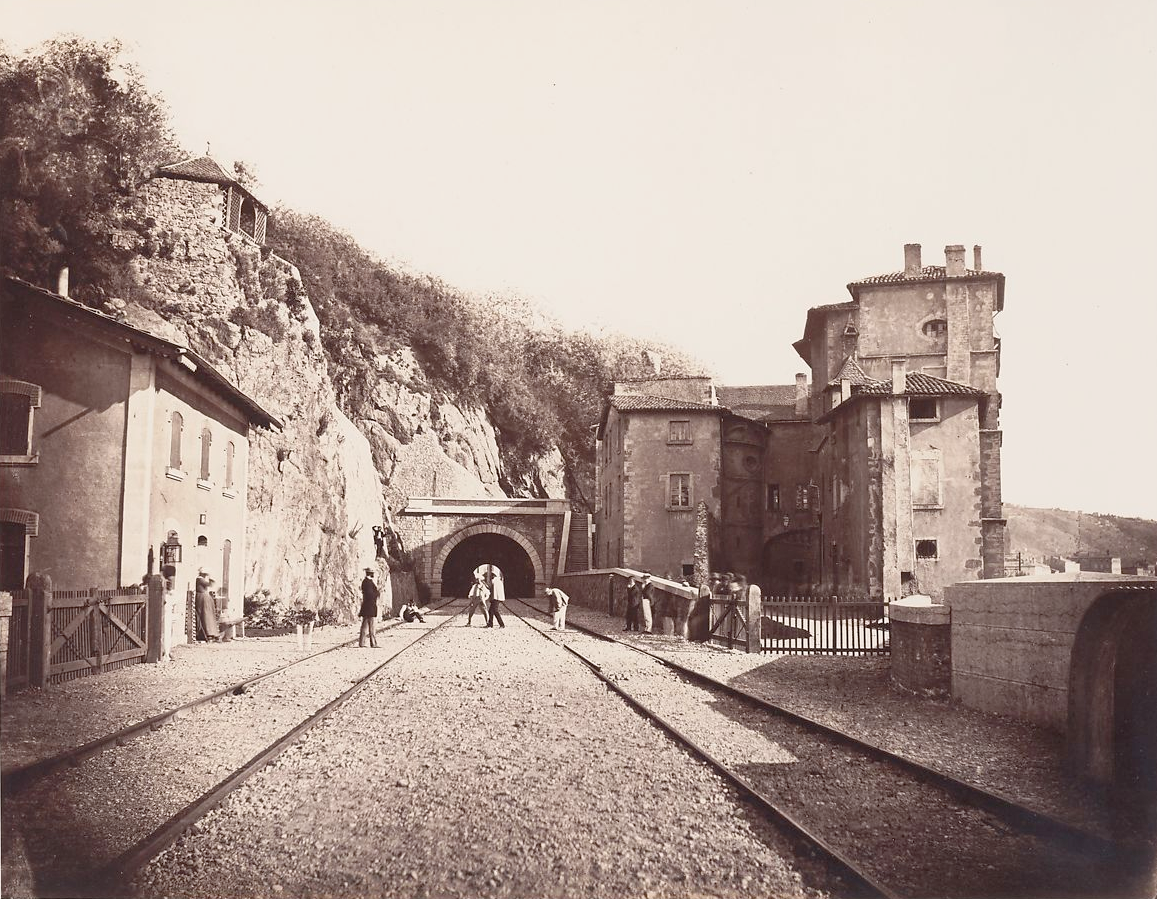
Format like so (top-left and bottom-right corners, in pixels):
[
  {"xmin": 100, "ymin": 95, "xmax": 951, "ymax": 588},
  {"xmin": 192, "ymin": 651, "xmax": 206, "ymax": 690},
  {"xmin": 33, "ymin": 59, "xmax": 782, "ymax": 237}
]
[
  {"xmin": 922, "ymin": 319, "xmax": 948, "ymax": 338},
  {"xmin": 225, "ymin": 441, "xmax": 235, "ymax": 490},
  {"xmin": 169, "ymin": 411, "xmax": 183, "ymax": 470},
  {"xmin": 200, "ymin": 427, "xmax": 212, "ymax": 481}
]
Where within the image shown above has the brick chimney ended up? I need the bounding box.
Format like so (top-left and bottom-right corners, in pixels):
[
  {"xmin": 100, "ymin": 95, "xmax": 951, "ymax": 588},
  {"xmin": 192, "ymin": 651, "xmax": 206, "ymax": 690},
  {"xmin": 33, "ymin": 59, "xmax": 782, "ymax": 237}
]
[
  {"xmin": 891, "ymin": 358, "xmax": 907, "ymax": 395},
  {"xmin": 795, "ymin": 373, "xmax": 808, "ymax": 417},
  {"xmin": 904, "ymin": 243, "xmax": 922, "ymax": 276},
  {"xmin": 973, "ymin": 245, "xmax": 983, "ymax": 271},
  {"xmin": 945, "ymin": 245, "xmax": 966, "ymax": 277}
]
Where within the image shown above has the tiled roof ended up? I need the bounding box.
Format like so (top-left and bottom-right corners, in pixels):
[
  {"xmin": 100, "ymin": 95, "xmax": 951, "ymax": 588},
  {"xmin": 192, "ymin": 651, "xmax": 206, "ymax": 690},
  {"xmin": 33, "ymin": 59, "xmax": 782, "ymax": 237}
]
[
  {"xmin": 854, "ymin": 371, "xmax": 986, "ymax": 397},
  {"xmin": 156, "ymin": 155, "xmax": 236, "ymax": 185},
  {"xmin": 848, "ymin": 265, "xmax": 1000, "ymax": 287},
  {"xmin": 1, "ymin": 275, "xmax": 282, "ymax": 429},
  {"xmin": 610, "ymin": 395, "xmax": 724, "ymax": 413},
  {"xmin": 826, "ymin": 356, "xmax": 877, "ymax": 388},
  {"xmin": 716, "ymin": 385, "xmax": 800, "ymax": 424}
]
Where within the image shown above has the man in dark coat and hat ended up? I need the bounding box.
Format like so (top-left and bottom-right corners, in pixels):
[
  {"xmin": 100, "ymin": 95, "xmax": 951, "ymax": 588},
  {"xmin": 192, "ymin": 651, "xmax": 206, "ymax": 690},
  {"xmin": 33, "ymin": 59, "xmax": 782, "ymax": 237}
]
[{"xmin": 359, "ymin": 568, "xmax": 380, "ymax": 647}]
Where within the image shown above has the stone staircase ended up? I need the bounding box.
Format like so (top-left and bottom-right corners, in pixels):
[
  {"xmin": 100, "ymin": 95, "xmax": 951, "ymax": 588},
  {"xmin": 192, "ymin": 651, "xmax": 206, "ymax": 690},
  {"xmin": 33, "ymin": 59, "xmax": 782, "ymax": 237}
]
[{"xmin": 564, "ymin": 512, "xmax": 591, "ymax": 573}]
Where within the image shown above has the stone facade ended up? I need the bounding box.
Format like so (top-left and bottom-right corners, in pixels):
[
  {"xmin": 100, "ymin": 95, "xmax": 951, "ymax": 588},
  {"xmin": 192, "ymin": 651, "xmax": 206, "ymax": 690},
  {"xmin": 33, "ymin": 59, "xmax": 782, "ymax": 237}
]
[{"xmin": 595, "ymin": 243, "xmax": 1007, "ymax": 602}]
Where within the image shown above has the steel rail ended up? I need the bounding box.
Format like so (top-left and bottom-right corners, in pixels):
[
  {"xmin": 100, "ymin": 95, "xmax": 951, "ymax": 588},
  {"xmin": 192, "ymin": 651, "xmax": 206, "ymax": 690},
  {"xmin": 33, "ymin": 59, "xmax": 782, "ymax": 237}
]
[
  {"xmin": 1, "ymin": 600, "xmax": 455, "ymax": 796},
  {"xmin": 95, "ymin": 604, "xmax": 464, "ymax": 898},
  {"xmin": 505, "ymin": 603, "xmax": 897, "ymax": 899},
  {"xmin": 510, "ymin": 597, "xmax": 1126, "ymax": 862}
]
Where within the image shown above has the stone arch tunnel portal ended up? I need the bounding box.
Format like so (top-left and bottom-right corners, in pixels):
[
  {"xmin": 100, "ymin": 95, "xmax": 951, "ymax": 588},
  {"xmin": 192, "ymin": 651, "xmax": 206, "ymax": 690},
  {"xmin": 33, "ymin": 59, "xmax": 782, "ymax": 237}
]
[{"xmin": 441, "ymin": 532, "xmax": 536, "ymax": 599}]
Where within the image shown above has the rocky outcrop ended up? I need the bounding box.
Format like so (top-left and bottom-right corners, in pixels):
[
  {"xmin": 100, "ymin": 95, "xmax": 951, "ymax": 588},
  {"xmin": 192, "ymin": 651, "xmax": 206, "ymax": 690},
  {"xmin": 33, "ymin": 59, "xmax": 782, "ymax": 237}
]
[{"xmin": 113, "ymin": 168, "xmax": 566, "ymax": 616}]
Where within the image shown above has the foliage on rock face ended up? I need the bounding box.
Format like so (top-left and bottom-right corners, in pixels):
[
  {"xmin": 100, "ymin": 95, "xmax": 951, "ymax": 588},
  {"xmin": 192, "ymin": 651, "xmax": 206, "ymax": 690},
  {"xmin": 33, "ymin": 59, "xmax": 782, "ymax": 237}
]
[
  {"xmin": 0, "ymin": 37, "xmax": 179, "ymax": 300},
  {"xmin": 0, "ymin": 38, "xmax": 709, "ymax": 511},
  {"xmin": 269, "ymin": 210, "xmax": 707, "ymax": 508}
]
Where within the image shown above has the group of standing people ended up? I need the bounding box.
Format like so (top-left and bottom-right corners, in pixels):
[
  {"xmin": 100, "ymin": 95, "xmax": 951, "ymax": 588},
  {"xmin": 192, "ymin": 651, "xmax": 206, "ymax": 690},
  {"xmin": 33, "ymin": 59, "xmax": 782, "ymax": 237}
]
[
  {"xmin": 623, "ymin": 572, "xmax": 718, "ymax": 640},
  {"xmin": 465, "ymin": 567, "xmax": 507, "ymax": 628}
]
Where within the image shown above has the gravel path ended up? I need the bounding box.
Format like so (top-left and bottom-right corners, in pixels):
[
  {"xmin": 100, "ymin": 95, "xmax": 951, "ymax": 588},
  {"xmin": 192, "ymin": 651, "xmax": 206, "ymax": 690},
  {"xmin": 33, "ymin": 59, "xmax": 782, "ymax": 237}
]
[
  {"xmin": 1, "ymin": 621, "xmax": 431, "ymax": 898},
  {"xmin": 514, "ymin": 609, "xmax": 1119, "ymax": 898},
  {"xmin": 548, "ymin": 600, "xmax": 1115, "ymax": 840},
  {"xmin": 130, "ymin": 606, "xmax": 833, "ymax": 899}
]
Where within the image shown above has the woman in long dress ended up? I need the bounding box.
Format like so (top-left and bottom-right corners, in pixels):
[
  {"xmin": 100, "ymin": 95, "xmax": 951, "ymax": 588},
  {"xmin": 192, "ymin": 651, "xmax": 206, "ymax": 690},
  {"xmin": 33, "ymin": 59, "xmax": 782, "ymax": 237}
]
[{"xmin": 195, "ymin": 567, "xmax": 220, "ymax": 642}]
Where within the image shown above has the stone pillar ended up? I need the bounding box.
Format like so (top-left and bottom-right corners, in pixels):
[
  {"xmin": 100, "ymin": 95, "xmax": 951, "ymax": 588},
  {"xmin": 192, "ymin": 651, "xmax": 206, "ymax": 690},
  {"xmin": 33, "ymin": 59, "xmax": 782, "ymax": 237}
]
[
  {"xmin": 145, "ymin": 575, "xmax": 164, "ymax": 663},
  {"xmin": 27, "ymin": 573, "xmax": 52, "ymax": 689},
  {"xmin": 745, "ymin": 583, "xmax": 762, "ymax": 653},
  {"xmin": 890, "ymin": 596, "xmax": 951, "ymax": 697},
  {"xmin": 0, "ymin": 591, "xmax": 11, "ymax": 697}
]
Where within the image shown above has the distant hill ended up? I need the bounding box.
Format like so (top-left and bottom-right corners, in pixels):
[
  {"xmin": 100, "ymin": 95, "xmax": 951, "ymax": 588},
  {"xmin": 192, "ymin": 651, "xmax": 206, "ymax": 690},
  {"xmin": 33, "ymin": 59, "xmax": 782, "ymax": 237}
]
[{"xmin": 1005, "ymin": 505, "xmax": 1157, "ymax": 567}]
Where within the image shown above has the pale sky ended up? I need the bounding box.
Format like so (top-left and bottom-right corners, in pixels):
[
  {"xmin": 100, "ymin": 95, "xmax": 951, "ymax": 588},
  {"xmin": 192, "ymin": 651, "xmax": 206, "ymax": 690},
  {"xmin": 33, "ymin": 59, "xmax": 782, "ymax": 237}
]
[{"xmin": 4, "ymin": 0, "xmax": 1156, "ymax": 520}]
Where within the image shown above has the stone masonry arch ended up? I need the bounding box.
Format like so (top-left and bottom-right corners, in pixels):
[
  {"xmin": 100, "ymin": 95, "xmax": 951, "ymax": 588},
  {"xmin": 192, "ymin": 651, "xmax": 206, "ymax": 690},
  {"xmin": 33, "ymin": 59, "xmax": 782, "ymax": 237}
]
[
  {"xmin": 396, "ymin": 497, "xmax": 571, "ymax": 604},
  {"xmin": 433, "ymin": 523, "xmax": 544, "ymax": 596}
]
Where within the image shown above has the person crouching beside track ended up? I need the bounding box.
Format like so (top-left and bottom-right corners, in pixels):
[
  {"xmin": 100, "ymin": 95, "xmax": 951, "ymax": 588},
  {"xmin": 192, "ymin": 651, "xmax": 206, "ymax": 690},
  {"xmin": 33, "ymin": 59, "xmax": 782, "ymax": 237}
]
[
  {"xmin": 359, "ymin": 568, "xmax": 379, "ymax": 648},
  {"xmin": 545, "ymin": 585, "xmax": 570, "ymax": 630}
]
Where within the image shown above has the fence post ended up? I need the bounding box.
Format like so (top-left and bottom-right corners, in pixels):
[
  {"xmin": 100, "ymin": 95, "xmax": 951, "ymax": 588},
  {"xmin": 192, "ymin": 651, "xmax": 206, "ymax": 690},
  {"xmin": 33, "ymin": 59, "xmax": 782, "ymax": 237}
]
[
  {"xmin": 745, "ymin": 584, "xmax": 761, "ymax": 653},
  {"xmin": 27, "ymin": 573, "xmax": 52, "ymax": 689},
  {"xmin": 607, "ymin": 574, "xmax": 615, "ymax": 616},
  {"xmin": 145, "ymin": 575, "xmax": 164, "ymax": 663},
  {"xmin": 0, "ymin": 591, "xmax": 11, "ymax": 697}
]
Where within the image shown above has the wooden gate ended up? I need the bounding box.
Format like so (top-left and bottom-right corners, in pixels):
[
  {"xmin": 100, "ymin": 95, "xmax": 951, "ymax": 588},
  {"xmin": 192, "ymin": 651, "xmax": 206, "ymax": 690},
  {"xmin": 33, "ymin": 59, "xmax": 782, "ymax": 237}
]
[
  {"xmin": 707, "ymin": 595, "xmax": 750, "ymax": 650},
  {"xmin": 760, "ymin": 596, "xmax": 890, "ymax": 655},
  {"xmin": 48, "ymin": 588, "xmax": 148, "ymax": 683}
]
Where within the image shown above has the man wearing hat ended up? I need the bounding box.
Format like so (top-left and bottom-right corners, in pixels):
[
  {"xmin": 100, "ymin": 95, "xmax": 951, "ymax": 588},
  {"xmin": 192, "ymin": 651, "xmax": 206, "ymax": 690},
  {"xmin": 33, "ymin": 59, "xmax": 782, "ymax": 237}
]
[
  {"xmin": 359, "ymin": 568, "xmax": 380, "ymax": 648},
  {"xmin": 194, "ymin": 567, "xmax": 219, "ymax": 642},
  {"xmin": 639, "ymin": 573, "xmax": 655, "ymax": 634}
]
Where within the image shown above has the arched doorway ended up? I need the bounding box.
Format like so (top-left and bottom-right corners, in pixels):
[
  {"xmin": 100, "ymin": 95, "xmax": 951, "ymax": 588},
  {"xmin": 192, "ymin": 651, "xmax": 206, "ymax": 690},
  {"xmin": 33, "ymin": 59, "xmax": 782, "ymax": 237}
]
[
  {"xmin": 440, "ymin": 531, "xmax": 536, "ymax": 598},
  {"xmin": 1069, "ymin": 591, "xmax": 1157, "ymax": 836}
]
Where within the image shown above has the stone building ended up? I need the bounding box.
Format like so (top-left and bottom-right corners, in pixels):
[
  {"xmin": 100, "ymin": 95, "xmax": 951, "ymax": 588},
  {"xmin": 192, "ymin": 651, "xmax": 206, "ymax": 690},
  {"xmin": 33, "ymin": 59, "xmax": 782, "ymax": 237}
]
[
  {"xmin": 0, "ymin": 275, "xmax": 281, "ymax": 613},
  {"xmin": 594, "ymin": 243, "xmax": 1006, "ymax": 602}
]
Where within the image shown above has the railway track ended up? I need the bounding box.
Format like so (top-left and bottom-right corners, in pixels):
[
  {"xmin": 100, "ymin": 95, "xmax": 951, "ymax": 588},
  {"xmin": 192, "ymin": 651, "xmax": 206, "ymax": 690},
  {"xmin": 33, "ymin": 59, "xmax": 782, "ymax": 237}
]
[
  {"xmin": 510, "ymin": 598, "xmax": 1147, "ymax": 899},
  {"xmin": 1, "ymin": 605, "xmax": 460, "ymax": 899},
  {"xmin": 1, "ymin": 602, "xmax": 454, "ymax": 797}
]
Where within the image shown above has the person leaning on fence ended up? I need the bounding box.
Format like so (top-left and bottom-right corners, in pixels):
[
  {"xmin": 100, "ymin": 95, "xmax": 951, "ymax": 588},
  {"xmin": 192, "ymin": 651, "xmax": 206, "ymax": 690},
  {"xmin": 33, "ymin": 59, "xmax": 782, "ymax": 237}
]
[
  {"xmin": 465, "ymin": 574, "xmax": 490, "ymax": 627},
  {"xmin": 359, "ymin": 568, "xmax": 379, "ymax": 648},
  {"xmin": 545, "ymin": 585, "xmax": 570, "ymax": 630},
  {"xmin": 195, "ymin": 567, "xmax": 220, "ymax": 642},
  {"xmin": 624, "ymin": 576, "xmax": 641, "ymax": 631}
]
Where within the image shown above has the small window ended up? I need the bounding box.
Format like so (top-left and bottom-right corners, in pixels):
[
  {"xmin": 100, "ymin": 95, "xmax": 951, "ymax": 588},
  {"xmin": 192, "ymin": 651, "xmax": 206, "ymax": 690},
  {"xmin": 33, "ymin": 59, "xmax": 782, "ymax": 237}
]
[
  {"xmin": 909, "ymin": 397, "xmax": 939, "ymax": 421},
  {"xmin": 239, "ymin": 197, "xmax": 257, "ymax": 239},
  {"xmin": 669, "ymin": 473, "xmax": 692, "ymax": 509},
  {"xmin": 0, "ymin": 380, "xmax": 41, "ymax": 461},
  {"xmin": 795, "ymin": 483, "xmax": 811, "ymax": 511},
  {"xmin": 767, "ymin": 483, "xmax": 780, "ymax": 511},
  {"xmin": 200, "ymin": 427, "xmax": 212, "ymax": 481},
  {"xmin": 668, "ymin": 420, "xmax": 691, "ymax": 443},
  {"xmin": 922, "ymin": 319, "xmax": 948, "ymax": 337},
  {"xmin": 197, "ymin": 535, "xmax": 209, "ymax": 547},
  {"xmin": 916, "ymin": 539, "xmax": 939, "ymax": 560},
  {"xmin": 169, "ymin": 411, "xmax": 184, "ymax": 470}
]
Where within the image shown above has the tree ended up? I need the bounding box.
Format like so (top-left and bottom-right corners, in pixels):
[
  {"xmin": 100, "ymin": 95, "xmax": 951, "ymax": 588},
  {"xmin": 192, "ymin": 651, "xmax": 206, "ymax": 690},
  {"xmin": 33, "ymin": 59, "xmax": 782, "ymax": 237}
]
[{"xmin": 0, "ymin": 37, "xmax": 178, "ymax": 299}]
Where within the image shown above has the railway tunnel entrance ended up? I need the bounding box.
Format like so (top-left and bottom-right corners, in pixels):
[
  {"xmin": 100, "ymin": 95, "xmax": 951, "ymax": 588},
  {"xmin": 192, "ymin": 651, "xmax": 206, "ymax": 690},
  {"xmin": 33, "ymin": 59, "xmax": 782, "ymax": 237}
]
[{"xmin": 441, "ymin": 532, "xmax": 536, "ymax": 598}]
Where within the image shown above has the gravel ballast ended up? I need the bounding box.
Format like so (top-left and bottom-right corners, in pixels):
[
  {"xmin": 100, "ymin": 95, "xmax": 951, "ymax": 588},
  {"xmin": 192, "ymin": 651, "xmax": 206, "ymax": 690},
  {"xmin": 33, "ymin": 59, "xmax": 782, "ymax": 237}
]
[{"xmin": 130, "ymin": 609, "xmax": 830, "ymax": 899}]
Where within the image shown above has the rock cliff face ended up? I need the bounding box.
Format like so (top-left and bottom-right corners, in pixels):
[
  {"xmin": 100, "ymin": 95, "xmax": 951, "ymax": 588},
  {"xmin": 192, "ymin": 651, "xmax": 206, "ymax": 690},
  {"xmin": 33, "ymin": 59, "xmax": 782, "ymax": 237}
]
[{"xmin": 114, "ymin": 169, "xmax": 564, "ymax": 614}]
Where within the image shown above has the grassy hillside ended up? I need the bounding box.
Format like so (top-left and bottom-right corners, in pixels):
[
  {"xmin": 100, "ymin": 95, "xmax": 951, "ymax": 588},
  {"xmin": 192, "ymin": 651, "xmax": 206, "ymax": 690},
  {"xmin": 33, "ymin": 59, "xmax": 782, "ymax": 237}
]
[{"xmin": 1005, "ymin": 504, "xmax": 1157, "ymax": 566}]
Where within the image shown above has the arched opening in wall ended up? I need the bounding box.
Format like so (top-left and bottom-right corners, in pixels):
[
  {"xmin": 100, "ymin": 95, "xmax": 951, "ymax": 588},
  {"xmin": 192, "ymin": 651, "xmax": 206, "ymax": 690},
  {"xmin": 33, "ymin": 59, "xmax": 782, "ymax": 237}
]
[
  {"xmin": 1069, "ymin": 591, "xmax": 1157, "ymax": 839},
  {"xmin": 441, "ymin": 532, "xmax": 535, "ymax": 598},
  {"xmin": 239, "ymin": 197, "xmax": 257, "ymax": 239}
]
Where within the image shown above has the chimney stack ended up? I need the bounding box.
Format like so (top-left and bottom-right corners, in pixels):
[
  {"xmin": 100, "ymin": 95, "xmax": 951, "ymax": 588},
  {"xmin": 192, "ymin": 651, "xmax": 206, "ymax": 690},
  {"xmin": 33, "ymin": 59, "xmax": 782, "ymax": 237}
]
[
  {"xmin": 973, "ymin": 245, "xmax": 983, "ymax": 271},
  {"xmin": 57, "ymin": 266, "xmax": 69, "ymax": 298},
  {"xmin": 945, "ymin": 245, "xmax": 966, "ymax": 277},
  {"xmin": 795, "ymin": 373, "xmax": 808, "ymax": 418},
  {"xmin": 904, "ymin": 243, "xmax": 922, "ymax": 276},
  {"xmin": 891, "ymin": 358, "xmax": 907, "ymax": 395}
]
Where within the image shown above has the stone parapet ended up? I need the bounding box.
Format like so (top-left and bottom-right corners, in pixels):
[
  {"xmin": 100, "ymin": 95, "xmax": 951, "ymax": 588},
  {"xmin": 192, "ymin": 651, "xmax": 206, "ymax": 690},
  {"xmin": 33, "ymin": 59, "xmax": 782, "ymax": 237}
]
[{"xmin": 890, "ymin": 596, "xmax": 951, "ymax": 697}]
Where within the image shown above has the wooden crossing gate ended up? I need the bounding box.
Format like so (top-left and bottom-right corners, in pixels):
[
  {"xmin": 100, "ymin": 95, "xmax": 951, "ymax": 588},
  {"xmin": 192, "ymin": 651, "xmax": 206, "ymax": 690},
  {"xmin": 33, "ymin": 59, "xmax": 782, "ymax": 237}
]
[{"xmin": 47, "ymin": 588, "xmax": 149, "ymax": 683}]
